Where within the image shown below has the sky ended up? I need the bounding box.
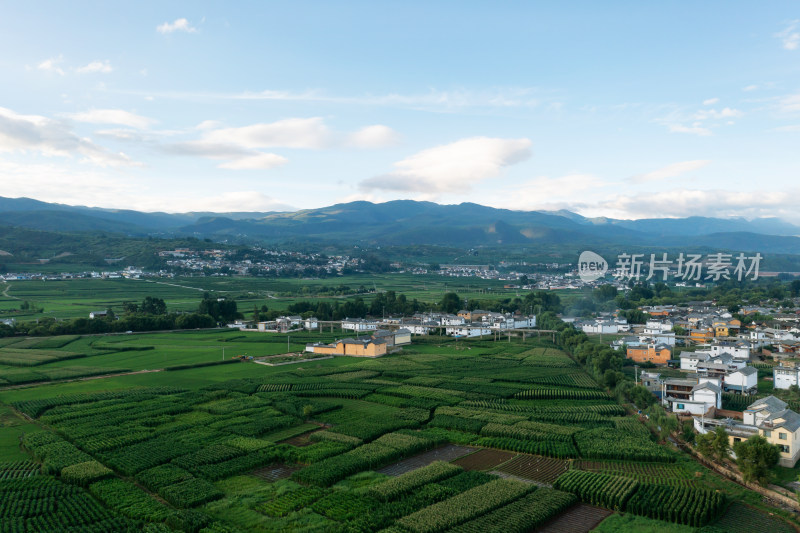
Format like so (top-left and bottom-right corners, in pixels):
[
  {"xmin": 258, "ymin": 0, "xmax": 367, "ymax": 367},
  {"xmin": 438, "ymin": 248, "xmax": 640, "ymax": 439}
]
[{"xmin": 1, "ymin": 1, "xmax": 800, "ymax": 221}]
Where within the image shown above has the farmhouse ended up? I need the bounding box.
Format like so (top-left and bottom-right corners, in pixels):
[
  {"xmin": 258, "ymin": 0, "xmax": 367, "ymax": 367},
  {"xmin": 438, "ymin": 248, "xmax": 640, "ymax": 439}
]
[
  {"xmin": 305, "ymin": 338, "xmax": 388, "ymax": 357},
  {"xmin": 667, "ymin": 381, "xmax": 721, "ymax": 416},
  {"xmin": 724, "ymin": 366, "xmax": 758, "ymax": 394},
  {"xmin": 371, "ymin": 328, "xmax": 412, "ymax": 347},
  {"xmin": 773, "ymin": 364, "xmax": 800, "ymax": 390},
  {"xmin": 626, "ymin": 343, "xmax": 671, "ymax": 365}
]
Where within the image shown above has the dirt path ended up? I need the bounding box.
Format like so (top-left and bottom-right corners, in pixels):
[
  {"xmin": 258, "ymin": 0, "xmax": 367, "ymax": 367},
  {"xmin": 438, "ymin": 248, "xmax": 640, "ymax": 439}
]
[
  {"xmin": 1, "ymin": 282, "xmax": 19, "ymax": 300},
  {"xmin": 0, "ymin": 368, "xmax": 164, "ymax": 391}
]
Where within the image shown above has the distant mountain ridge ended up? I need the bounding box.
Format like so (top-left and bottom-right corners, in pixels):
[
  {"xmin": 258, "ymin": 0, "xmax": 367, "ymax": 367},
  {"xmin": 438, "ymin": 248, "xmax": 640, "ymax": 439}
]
[{"xmin": 0, "ymin": 196, "xmax": 799, "ymax": 254}]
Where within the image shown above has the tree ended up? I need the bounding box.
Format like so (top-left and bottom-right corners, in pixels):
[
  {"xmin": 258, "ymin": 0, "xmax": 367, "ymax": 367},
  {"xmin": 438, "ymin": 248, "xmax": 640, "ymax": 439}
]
[
  {"xmin": 141, "ymin": 296, "xmax": 167, "ymax": 315},
  {"xmin": 712, "ymin": 426, "xmax": 730, "ymax": 461},
  {"xmin": 593, "ymin": 284, "xmax": 618, "ymax": 302},
  {"xmin": 696, "ymin": 432, "xmax": 715, "ymax": 457},
  {"xmin": 733, "ymin": 435, "xmax": 780, "ymax": 486},
  {"xmin": 439, "ymin": 292, "xmax": 462, "ymax": 314}
]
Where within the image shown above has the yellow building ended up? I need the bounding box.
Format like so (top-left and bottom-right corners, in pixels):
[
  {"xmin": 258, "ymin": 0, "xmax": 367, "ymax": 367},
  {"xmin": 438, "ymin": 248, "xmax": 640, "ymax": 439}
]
[
  {"xmin": 626, "ymin": 343, "xmax": 671, "ymax": 365},
  {"xmin": 305, "ymin": 338, "xmax": 388, "ymax": 357},
  {"xmin": 713, "ymin": 321, "xmax": 730, "ymax": 338},
  {"xmin": 690, "ymin": 328, "xmax": 714, "ymax": 343},
  {"xmin": 744, "ymin": 396, "xmax": 800, "ymax": 467}
]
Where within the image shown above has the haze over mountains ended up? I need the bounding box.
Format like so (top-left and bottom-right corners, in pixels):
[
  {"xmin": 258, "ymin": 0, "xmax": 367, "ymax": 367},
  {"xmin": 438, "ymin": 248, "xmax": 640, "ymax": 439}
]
[{"xmin": 1, "ymin": 196, "xmax": 799, "ymax": 254}]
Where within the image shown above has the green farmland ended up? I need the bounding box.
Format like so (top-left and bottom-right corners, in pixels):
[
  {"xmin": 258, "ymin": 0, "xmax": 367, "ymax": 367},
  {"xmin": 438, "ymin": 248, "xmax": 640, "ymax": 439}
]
[
  {"xmin": 0, "ymin": 332, "xmax": 794, "ymax": 532},
  {"xmin": 0, "ymin": 275, "xmax": 587, "ymax": 321}
]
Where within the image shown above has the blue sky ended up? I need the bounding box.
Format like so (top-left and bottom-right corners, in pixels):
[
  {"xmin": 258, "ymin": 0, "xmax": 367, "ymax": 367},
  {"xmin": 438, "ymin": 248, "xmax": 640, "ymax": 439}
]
[{"xmin": 1, "ymin": 2, "xmax": 799, "ymax": 220}]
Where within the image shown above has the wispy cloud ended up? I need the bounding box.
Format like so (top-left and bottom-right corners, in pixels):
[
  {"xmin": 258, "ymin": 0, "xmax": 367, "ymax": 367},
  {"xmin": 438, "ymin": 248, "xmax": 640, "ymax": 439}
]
[
  {"xmin": 0, "ymin": 107, "xmax": 138, "ymax": 167},
  {"xmin": 116, "ymin": 86, "xmax": 551, "ymax": 114},
  {"xmin": 36, "ymin": 56, "xmax": 65, "ymax": 75},
  {"xmin": 64, "ymin": 109, "xmax": 156, "ymax": 129},
  {"xmin": 776, "ymin": 20, "xmax": 800, "ymax": 50},
  {"xmin": 157, "ymin": 18, "xmax": 197, "ymax": 34},
  {"xmin": 346, "ymin": 125, "xmax": 400, "ymax": 148},
  {"xmin": 703, "ymin": 98, "xmax": 719, "ymax": 105},
  {"xmin": 201, "ymin": 117, "xmax": 332, "ymax": 149},
  {"xmin": 76, "ymin": 60, "xmax": 113, "ymax": 74},
  {"xmin": 779, "ymin": 93, "xmax": 800, "ymax": 113},
  {"xmin": 593, "ymin": 188, "xmax": 795, "ymax": 220},
  {"xmin": 631, "ymin": 160, "xmax": 711, "ymax": 184},
  {"xmin": 360, "ymin": 137, "xmax": 532, "ymax": 195},
  {"xmin": 668, "ymin": 123, "xmax": 712, "ymax": 136}
]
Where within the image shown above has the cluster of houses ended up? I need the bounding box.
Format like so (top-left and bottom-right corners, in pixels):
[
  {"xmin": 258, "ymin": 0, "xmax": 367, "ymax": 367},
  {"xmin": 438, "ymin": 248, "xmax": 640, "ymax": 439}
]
[
  {"xmin": 160, "ymin": 247, "xmax": 363, "ymax": 276},
  {"xmin": 251, "ymin": 310, "xmax": 536, "ymax": 338}
]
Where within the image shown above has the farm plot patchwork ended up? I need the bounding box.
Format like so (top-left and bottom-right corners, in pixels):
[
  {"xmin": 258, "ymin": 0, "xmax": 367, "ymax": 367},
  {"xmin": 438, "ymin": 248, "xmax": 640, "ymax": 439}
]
[{"xmin": 0, "ymin": 335, "xmax": 753, "ymax": 531}]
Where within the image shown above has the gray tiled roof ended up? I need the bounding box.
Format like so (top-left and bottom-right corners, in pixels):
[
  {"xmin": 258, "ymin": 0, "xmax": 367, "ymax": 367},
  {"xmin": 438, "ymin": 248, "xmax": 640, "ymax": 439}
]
[
  {"xmin": 765, "ymin": 409, "xmax": 800, "ymax": 433},
  {"xmin": 747, "ymin": 395, "xmax": 788, "ymax": 412}
]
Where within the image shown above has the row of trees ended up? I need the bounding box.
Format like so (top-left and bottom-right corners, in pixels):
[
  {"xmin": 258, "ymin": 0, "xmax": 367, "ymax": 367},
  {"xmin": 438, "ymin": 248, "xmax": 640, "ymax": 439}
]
[{"xmin": 9, "ymin": 294, "xmax": 241, "ymax": 336}]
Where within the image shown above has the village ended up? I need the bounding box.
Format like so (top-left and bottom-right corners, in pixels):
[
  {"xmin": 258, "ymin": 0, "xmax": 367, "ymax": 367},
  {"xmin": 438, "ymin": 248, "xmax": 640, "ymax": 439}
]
[{"xmin": 572, "ymin": 302, "xmax": 800, "ymax": 468}]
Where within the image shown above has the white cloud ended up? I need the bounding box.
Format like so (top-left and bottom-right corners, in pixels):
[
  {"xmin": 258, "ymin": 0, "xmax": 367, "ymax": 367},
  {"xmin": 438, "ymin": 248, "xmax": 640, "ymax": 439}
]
[
  {"xmin": 360, "ymin": 137, "xmax": 532, "ymax": 194},
  {"xmin": 592, "ymin": 188, "xmax": 794, "ymax": 220},
  {"xmin": 346, "ymin": 125, "xmax": 400, "ymax": 148},
  {"xmin": 498, "ymin": 174, "xmax": 607, "ymax": 211},
  {"xmin": 202, "ymin": 117, "xmax": 331, "ymax": 149},
  {"xmin": 217, "ymin": 152, "xmax": 288, "ymax": 170},
  {"xmin": 0, "ymin": 107, "xmax": 137, "ymax": 167},
  {"xmin": 76, "ymin": 60, "xmax": 113, "ymax": 74},
  {"xmin": 168, "ymin": 192, "xmax": 294, "ymax": 213},
  {"xmin": 779, "ymin": 93, "xmax": 800, "ymax": 113},
  {"xmin": 0, "ymin": 159, "xmax": 295, "ymax": 213},
  {"xmin": 668, "ymin": 124, "xmax": 712, "ymax": 136},
  {"xmin": 631, "ymin": 160, "xmax": 711, "ymax": 183},
  {"xmin": 157, "ymin": 18, "xmax": 197, "ymax": 34},
  {"xmin": 703, "ymin": 98, "xmax": 719, "ymax": 105},
  {"xmin": 742, "ymin": 84, "xmax": 759, "ymax": 92},
  {"xmin": 65, "ymin": 109, "xmax": 156, "ymax": 129},
  {"xmin": 694, "ymin": 107, "xmax": 742, "ymax": 120},
  {"xmin": 195, "ymin": 120, "xmax": 223, "ymax": 131},
  {"xmin": 776, "ymin": 20, "xmax": 800, "ymax": 50},
  {"xmin": 36, "ymin": 56, "xmax": 65, "ymax": 75},
  {"xmin": 162, "ymin": 141, "xmax": 287, "ymax": 171}
]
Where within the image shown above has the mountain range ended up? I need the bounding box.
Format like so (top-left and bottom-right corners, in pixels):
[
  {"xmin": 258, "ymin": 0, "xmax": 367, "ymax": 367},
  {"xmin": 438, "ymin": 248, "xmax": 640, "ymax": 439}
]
[{"xmin": 1, "ymin": 196, "xmax": 799, "ymax": 255}]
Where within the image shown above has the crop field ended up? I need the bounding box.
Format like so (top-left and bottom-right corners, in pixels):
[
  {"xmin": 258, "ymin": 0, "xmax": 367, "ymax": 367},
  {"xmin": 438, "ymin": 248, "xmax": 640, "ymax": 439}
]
[
  {"xmin": 573, "ymin": 460, "xmax": 694, "ymax": 486},
  {"xmin": 377, "ymin": 444, "xmax": 475, "ymax": 476},
  {"xmin": 714, "ymin": 503, "xmax": 798, "ymax": 533},
  {"xmin": 0, "ymin": 329, "xmax": 796, "ymax": 532},
  {"xmin": 536, "ymin": 503, "xmax": 613, "ymax": 533},
  {"xmin": 496, "ymin": 454, "xmax": 569, "ymax": 484},
  {"xmin": 452, "ymin": 448, "xmax": 516, "ymax": 471}
]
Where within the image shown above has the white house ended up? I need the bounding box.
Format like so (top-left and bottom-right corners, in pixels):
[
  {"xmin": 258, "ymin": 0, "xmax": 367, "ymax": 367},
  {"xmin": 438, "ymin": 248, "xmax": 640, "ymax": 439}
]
[
  {"xmin": 581, "ymin": 320, "xmax": 619, "ymax": 334},
  {"xmin": 304, "ymin": 317, "xmax": 319, "ymax": 330},
  {"xmin": 668, "ymin": 381, "xmax": 721, "ymax": 415},
  {"xmin": 446, "ymin": 324, "xmax": 491, "ymax": 337},
  {"xmin": 774, "ymin": 365, "xmax": 800, "ymax": 390},
  {"xmin": 341, "ymin": 318, "xmax": 380, "ymax": 332},
  {"xmin": 709, "ymin": 342, "xmax": 750, "ymax": 362},
  {"xmin": 400, "ymin": 320, "xmax": 437, "ymax": 335},
  {"xmin": 440, "ymin": 314, "xmax": 466, "ymax": 326},
  {"xmin": 724, "ymin": 366, "xmax": 758, "ymax": 394},
  {"xmin": 679, "ymin": 351, "xmax": 711, "ymax": 371}
]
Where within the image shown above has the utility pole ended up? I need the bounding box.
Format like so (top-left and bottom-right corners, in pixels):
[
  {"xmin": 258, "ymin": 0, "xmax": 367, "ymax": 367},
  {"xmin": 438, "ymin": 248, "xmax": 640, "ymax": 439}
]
[{"xmin": 222, "ymin": 347, "xmax": 225, "ymax": 361}]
